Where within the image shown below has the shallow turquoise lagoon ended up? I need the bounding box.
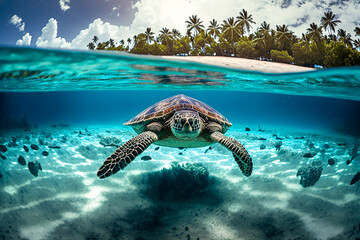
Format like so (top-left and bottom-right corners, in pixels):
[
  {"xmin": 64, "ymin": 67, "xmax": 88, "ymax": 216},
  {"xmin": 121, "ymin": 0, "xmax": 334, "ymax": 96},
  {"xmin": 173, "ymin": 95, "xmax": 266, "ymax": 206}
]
[{"xmin": 0, "ymin": 47, "xmax": 360, "ymax": 240}]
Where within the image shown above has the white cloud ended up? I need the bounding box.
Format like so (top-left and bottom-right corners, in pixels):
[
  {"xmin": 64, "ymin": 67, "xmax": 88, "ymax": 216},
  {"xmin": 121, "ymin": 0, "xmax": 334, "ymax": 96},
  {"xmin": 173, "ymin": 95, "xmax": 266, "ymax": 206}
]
[
  {"xmin": 70, "ymin": 18, "xmax": 130, "ymax": 49},
  {"xmin": 9, "ymin": 14, "xmax": 25, "ymax": 31},
  {"xmin": 16, "ymin": 33, "xmax": 32, "ymax": 46},
  {"xmin": 32, "ymin": 0, "xmax": 360, "ymax": 50},
  {"xmin": 59, "ymin": 0, "xmax": 70, "ymax": 12},
  {"xmin": 127, "ymin": 0, "xmax": 360, "ymax": 38},
  {"xmin": 36, "ymin": 18, "xmax": 71, "ymax": 48}
]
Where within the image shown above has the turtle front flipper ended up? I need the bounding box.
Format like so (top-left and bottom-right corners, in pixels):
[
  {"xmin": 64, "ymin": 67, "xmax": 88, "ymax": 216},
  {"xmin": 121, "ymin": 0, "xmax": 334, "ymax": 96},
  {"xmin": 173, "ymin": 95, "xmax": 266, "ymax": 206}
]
[
  {"xmin": 97, "ymin": 131, "xmax": 158, "ymax": 178},
  {"xmin": 210, "ymin": 132, "xmax": 253, "ymax": 177}
]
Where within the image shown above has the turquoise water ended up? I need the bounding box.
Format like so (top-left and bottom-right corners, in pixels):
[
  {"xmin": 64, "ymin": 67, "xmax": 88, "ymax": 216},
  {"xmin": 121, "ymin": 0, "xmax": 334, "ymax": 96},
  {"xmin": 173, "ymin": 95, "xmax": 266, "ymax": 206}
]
[{"xmin": 0, "ymin": 47, "xmax": 360, "ymax": 240}]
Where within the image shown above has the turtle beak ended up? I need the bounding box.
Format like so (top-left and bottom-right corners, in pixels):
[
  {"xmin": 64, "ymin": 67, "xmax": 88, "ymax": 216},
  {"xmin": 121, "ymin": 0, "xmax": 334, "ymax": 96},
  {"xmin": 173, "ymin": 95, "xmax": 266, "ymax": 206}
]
[{"xmin": 182, "ymin": 121, "xmax": 192, "ymax": 132}]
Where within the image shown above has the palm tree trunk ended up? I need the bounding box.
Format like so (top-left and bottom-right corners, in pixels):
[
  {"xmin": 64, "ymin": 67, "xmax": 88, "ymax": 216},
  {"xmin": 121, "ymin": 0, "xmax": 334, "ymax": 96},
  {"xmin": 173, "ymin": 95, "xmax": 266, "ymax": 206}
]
[{"xmin": 232, "ymin": 41, "xmax": 235, "ymax": 56}]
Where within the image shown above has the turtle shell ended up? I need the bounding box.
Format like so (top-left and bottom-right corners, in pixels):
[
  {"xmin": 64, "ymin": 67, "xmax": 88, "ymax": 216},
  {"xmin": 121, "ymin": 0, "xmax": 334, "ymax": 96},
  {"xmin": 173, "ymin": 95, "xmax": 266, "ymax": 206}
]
[{"xmin": 124, "ymin": 94, "xmax": 231, "ymax": 126}]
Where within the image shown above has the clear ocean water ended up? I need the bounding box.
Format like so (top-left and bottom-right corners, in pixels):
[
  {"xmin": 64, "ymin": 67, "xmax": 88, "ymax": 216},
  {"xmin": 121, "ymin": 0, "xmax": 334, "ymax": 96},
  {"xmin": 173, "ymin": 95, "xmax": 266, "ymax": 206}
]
[{"xmin": 0, "ymin": 46, "xmax": 360, "ymax": 240}]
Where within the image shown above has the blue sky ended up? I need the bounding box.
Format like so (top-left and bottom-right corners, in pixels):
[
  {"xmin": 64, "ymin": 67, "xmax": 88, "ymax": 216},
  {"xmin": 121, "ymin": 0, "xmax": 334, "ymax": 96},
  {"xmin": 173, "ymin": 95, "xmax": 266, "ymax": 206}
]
[{"xmin": 0, "ymin": 0, "xmax": 359, "ymax": 49}]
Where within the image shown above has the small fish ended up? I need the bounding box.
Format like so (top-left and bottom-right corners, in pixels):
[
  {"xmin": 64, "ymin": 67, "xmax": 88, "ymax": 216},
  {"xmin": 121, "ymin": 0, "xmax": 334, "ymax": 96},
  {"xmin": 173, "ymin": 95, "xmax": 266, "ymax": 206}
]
[
  {"xmin": 154, "ymin": 147, "xmax": 160, "ymax": 151},
  {"xmin": 141, "ymin": 156, "xmax": 152, "ymax": 161},
  {"xmin": 18, "ymin": 155, "xmax": 26, "ymax": 166},
  {"xmin": 350, "ymin": 172, "xmax": 360, "ymax": 185},
  {"xmin": 178, "ymin": 147, "xmax": 186, "ymax": 150},
  {"xmin": 204, "ymin": 146, "xmax": 212, "ymax": 153},
  {"xmin": 30, "ymin": 144, "xmax": 39, "ymax": 150},
  {"xmin": 23, "ymin": 145, "xmax": 29, "ymax": 152}
]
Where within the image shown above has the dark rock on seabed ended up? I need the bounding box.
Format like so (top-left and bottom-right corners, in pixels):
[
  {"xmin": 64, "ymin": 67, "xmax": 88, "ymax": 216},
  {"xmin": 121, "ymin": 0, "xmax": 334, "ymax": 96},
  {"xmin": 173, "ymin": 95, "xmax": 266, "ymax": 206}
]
[
  {"xmin": 28, "ymin": 161, "xmax": 42, "ymax": 177},
  {"xmin": 350, "ymin": 172, "xmax": 360, "ymax": 185},
  {"xmin": 303, "ymin": 152, "xmax": 317, "ymax": 158},
  {"xmin": 275, "ymin": 141, "xmax": 282, "ymax": 151},
  {"xmin": 141, "ymin": 156, "xmax": 152, "ymax": 161},
  {"xmin": 296, "ymin": 160, "xmax": 323, "ymax": 188},
  {"xmin": 328, "ymin": 158, "xmax": 335, "ymax": 166},
  {"xmin": 0, "ymin": 144, "xmax": 7, "ymax": 152},
  {"xmin": 18, "ymin": 155, "xmax": 26, "ymax": 166},
  {"xmin": 48, "ymin": 145, "xmax": 61, "ymax": 149},
  {"xmin": 30, "ymin": 144, "xmax": 39, "ymax": 150},
  {"xmin": 23, "ymin": 145, "xmax": 29, "ymax": 152}
]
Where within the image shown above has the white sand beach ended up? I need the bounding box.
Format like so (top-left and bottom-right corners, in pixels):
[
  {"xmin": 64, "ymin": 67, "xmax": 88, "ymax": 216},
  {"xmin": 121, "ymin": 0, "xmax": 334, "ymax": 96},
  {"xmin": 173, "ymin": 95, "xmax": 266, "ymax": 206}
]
[{"xmin": 162, "ymin": 56, "xmax": 315, "ymax": 73}]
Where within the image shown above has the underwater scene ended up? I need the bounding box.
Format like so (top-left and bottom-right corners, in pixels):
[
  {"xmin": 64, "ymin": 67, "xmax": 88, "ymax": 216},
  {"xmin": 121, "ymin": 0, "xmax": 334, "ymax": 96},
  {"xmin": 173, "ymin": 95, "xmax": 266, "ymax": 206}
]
[{"xmin": 1, "ymin": 47, "xmax": 360, "ymax": 240}]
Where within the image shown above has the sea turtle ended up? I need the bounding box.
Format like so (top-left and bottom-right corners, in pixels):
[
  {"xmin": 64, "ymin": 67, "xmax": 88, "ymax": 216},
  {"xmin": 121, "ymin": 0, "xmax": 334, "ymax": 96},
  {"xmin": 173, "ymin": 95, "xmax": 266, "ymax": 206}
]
[{"xmin": 97, "ymin": 94, "xmax": 253, "ymax": 178}]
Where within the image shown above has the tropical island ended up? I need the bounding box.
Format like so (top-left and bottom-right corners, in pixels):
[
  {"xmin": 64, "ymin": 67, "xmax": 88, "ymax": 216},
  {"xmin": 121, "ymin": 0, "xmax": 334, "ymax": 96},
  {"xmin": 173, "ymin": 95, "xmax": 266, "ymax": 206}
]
[{"xmin": 87, "ymin": 10, "xmax": 360, "ymax": 68}]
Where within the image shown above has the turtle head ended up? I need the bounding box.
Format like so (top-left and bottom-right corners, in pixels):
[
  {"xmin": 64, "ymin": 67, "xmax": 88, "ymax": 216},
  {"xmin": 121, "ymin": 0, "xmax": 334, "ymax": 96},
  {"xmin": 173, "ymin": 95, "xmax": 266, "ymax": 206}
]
[{"xmin": 171, "ymin": 110, "xmax": 201, "ymax": 140}]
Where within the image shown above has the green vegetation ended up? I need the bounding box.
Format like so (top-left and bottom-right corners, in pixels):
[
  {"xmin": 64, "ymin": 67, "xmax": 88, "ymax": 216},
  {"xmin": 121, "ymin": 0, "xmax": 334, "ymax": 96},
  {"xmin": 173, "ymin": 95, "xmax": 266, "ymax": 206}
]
[{"xmin": 87, "ymin": 10, "xmax": 360, "ymax": 68}]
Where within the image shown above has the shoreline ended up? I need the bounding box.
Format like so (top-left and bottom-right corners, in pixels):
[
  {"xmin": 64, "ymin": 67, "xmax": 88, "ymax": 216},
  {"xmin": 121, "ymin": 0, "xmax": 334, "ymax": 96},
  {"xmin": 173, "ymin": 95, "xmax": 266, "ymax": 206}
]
[{"xmin": 160, "ymin": 56, "xmax": 315, "ymax": 73}]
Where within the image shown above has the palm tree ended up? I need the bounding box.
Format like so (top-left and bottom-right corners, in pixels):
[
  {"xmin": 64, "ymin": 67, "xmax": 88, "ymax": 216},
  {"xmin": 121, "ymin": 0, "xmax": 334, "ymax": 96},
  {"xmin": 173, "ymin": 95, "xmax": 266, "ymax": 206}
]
[
  {"xmin": 306, "ymin": 23, "xmax": 323, "ymax": 43},
  {"xmin": 109, "ymin": 39, "xmax": 115, "ymax": 48},
  {"xmin": 254, "ymin": 22, "xmax": 273, "ymax": 56},
  {"xmin": 207, "ymin": 19, "xmax": 223, "ymax": 55},
  {"xmin": 355, "ymin": 27, "xmax": 360, "ymax": 37},
  {"xmin": 120, "ymin": 39, "xmax": 125, "ymax": 46},
  {"xmin": 185, "ymin": 15, "xmax": 204, "ymax": 38},
  {"xmin": 222, "ymin": 17, "xmax": 242, "ymax": 55},
  {"xmin": 338, "ymin": 29, "xmax": 353, "ymax": 47},
  {"xmin": 133, "ymin": 35, "xmax": 138, "ymax": 45},
  {"xmin": 258, "ymin": 21, "xmax": 271, "ymax": 38},
  {"xmin": 145, "ymin": 27, "xmax": 155, "ymax": 44},
  {"xmin": 159, "ymin": 27, "xmax": 173, "ymax": 53},
  {"xmin": 127, "ymin": 38, "xmax": 132, "ymax": 49},
  {"xmin": 354, "ymin": 39, "xmax": 360, "ymax": 50},
  {"xmin": 301, "ymin": 33, "xmax": 311, "ymax": 43},
  {"xmin": 275, "ymin": 24, "xmax": 293, "ymax": 49},
  {"xmin": 172, "ymin": 29, "xmax": 182, "ymax": 40},
  {"xmin": 254, "ymin": 32, "xmax": 267, "ymax": 50},
  {"xmin": 92, "ymin": 36, "xmax": 99, "ymax": 44},
  {"xmin": 321, "ymin": 11, "xmax": 341, "ymax": 36},
  {"xmin": 236, "ymin": 9, "xmax": 256, "ymax": 36},
  {"xmin": 87, "ymin": 42, "xmax": 95, "ymax": 50},
  {"xmin": 207, "ymin": 19, "xmax": 221, "ymax": 39}
]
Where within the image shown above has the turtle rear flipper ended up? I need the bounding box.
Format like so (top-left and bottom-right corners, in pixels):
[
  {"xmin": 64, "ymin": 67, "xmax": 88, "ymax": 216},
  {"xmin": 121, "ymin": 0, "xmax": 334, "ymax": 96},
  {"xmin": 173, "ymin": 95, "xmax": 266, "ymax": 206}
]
[
  {"xmin": 210, "ymin": 132, "xmax": 253, "ymax": 177},
  {"xmin": 97, "ymin": 131, "xmax": 158, "ymax": 178}
]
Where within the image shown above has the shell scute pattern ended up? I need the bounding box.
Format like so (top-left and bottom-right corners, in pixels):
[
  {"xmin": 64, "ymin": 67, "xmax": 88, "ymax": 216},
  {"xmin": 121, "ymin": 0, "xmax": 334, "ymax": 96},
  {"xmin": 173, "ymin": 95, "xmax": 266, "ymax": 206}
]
[{"xmin": 125, "ymin": 94, "xmax": 231, "ymax": 126}]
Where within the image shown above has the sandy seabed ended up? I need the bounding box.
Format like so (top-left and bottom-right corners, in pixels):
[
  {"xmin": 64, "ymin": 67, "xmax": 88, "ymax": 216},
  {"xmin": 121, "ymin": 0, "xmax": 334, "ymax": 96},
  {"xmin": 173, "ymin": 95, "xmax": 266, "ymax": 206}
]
[{"xmin": 0, "ymin": 125, "xmax": 359, "ymax": 240}]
